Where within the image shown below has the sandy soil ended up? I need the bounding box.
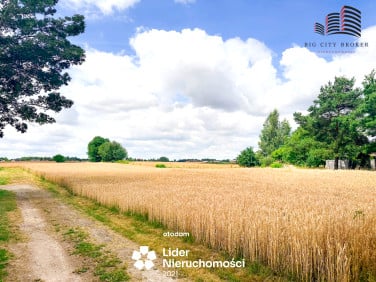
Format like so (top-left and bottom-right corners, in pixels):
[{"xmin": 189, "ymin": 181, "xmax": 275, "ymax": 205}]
[{"xmin": 3, "ymin": 184, "xmax": 178, "ymax": 282}]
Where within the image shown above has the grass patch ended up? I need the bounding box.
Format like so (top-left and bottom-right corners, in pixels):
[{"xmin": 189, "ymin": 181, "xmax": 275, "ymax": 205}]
[
  {"xmin": 64, "ymin": 227, "xmax": 129, "ymax": 281},
  {"xmin": 0, "ymin": 178, "xmax": 8, "ymax": 185},
  {"xmin": 247, "ymin": 260, "xmax": 276, "ymax": 277},
  {"xmin": 0, "ymin": 248, "xmax": 11, "ymax": 280},
  {"xmin": 109, "ymin": 205, "xmax": 120, "ymax": 214},
  {"xmin": 75, "ymin": 242, "xmax": 103, "ymax": 258},
  {"xmin": 0, "ymin": 190, "xmax": 17, "ymax": 242},
  {"xmin": 0, "ymin": 166, "xmax": 36, "ymax": 184},
  {"xmin": 0, "ymin": 166, "xmax": 10, "ymax": 185},
  {"xmin": 124, "ymin": 210, "xmax": 165, "ymax": 230},
  {"xmin": 0, "ymin": 189, "xmax": 17, "ymax": 281},
  {"xmin": 155, "ymin": 163, "xmax": 166, "ymax": 168},
  {"xmin": 270, "ymin": 162, "xmax": 283, "ymax": 168}
]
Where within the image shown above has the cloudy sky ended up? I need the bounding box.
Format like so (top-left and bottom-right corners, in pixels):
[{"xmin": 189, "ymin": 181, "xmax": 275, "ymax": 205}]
[{"xmin": 2, "ymin": 0, "xmax": 376, "ymax": 160}]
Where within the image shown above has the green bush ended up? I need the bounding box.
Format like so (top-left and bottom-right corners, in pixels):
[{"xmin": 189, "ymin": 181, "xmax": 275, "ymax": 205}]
[
  {"xmin": 270, "ymin": 162, "xmax": 283, "ymax": 168},
  {"xmin": 53, "ymin": 154, "xmax": 65, "ymax": 163},
  {"xmin": 306, "ymin": 148, "xmax": 333, "ymax": 167},
  {"xmin": 98, "ymin": 141, "xmax": 127, "ymax": 162},
  {"xmin": 237, "ymin": 147, "xmax": 259, "ymax": 167},
  {"xmin": 155, "ymin": 164, "xmax": 166, "ymax": 168},
  {"xmin": 259, "ymin": 155, "xmax": 274, "ymax": 167}
]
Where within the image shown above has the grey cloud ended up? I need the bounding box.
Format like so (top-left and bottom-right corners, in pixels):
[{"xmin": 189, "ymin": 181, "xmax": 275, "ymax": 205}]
[{"xmin": 167, "ymin": 66, "xmax": 242, "ymax": 111}]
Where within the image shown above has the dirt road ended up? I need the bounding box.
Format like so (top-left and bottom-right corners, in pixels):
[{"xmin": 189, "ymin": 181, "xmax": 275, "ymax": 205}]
[{"xmin": 3, "ymin": 184, "xmax": 177, "ymax": 282}]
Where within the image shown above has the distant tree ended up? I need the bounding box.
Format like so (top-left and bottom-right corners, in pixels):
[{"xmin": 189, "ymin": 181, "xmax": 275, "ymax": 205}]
[
  {"xmin": 87, "ymin": 136, "xmax": 109, "ymax": 162},
  {"xmin": 158, "ymin": 156, "xmax": 169, "ymax": 162},
  {"xmin": 17, "ymin": 156, "xmax": 51, "ymax": 161},
  {"xmin": 258, "ymin": 109, "xmax": 291, "ymax": 157},
  {"xmin": 0, "ymin": 0, "xmax": 85, "ymax": 137},
  {"xmin": 237, "ymin": 147, "xmax": 259, "ymax": 167},
  {"xmin": 53, "ymin": 154, "xmax": 65, "ymax": 163},
  {"xmin": 294, "ymin": 76, "xmax": 367, "ymax": 169},
  {"xmin": 98, "ymin": 141, "xmax": 127, "ymax": 162},
  {"xmin": 64, "ymin": 156, "xmax": 83, "ymax": 162}
]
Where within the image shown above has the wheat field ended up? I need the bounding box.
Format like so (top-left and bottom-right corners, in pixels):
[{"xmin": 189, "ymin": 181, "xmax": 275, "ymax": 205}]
[{"xmin": 6, "ymin": 162, "xmax": 376, "ymax": 281}]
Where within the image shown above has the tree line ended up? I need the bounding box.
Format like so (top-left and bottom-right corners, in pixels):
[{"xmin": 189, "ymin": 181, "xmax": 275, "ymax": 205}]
[{"xmin": 238, "ymin": 72, "xmax": 376, "ymax": 169}]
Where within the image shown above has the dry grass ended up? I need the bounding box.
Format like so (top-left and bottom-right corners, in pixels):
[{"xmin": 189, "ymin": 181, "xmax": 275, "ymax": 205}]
[{"xmin": 4, "ymin": 162, "xmax": 376, "ymax": 281}]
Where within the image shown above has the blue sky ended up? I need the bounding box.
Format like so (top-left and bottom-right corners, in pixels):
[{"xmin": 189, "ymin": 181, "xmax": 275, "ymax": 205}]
[
  {"xmin": 64, "ymin": 1, "xmax": 376, "ymax": 56},
  {"xmin": 2, "ymin": 0, "xmax": 376, "ymax": 159}
]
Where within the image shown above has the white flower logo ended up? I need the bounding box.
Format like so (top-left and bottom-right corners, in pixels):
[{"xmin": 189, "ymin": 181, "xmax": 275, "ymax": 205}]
[{"xmin": 132, "ymin": 246, "xmax": 157, "ymax": 270}]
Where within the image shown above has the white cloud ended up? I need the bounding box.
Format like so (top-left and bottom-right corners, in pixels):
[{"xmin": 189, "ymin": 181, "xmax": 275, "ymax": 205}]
[
  {"xmin": 174, "ymin": 0, "xmax": 196, "ymax": 4},
  {"xmin": 61, "ymin": 0, "xmax": 140, "ymax": 15},
  {"xmin": 2, "ymin": 26, "xmax": 376, "ymax": 159},
  {"xmin": 130, "ymin": 28, "xmax": 277, "ymax": 114}
]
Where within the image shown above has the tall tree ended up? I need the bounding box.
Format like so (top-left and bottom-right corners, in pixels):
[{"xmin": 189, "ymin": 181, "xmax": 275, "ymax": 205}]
[
  {"xmin": 0, "ymin": 0, "xmax": 85, "ymax": 137},
  {"xmin": 294, "ymin": 76, "xmax": 366, "ymax": 169},
  {"xmin": 87, "ymin": 136, "xmax": 109, "ymax": 162},
  {"xmin": 278, "ymin": 119, "xmax": 291, "ymax": 146},
  {"xmin": 361, "ymin": 70, "xmax": 376, "ymax": 138},
  {"xmin": 258, "ymin": 109, "xmax": 291, "ymax": 156},
  {"xmin": 98, "ymin": 141, "xmax": 127, "ymax": 162}
]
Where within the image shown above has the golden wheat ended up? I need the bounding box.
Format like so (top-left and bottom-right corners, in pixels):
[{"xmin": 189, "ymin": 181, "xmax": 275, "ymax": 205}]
[{"xmin": 7, "ymin": 162, "xmax": 376, "ymax": 281}]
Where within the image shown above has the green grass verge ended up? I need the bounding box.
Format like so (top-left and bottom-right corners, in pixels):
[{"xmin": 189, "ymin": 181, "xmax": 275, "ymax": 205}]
[
  {"xmin": 0, "ymin": 190, "xmax": 17, "ymax": 242},
  {"xmin": 0, "ymin": 248, "xmax": 11, "ymax": 281},
  {"xmin": 0, "ymin": 189, "xmax": 17, "ymax": 281},
  {"xmin": 0, "ymin": 168, "xmax": 9, "ymax": 185}
]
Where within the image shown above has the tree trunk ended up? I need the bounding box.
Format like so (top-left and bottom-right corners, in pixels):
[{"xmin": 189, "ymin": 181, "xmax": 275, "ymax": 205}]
[{"xmin": 334, "ymin": 156, "xmax": 339, "ymax": 170}]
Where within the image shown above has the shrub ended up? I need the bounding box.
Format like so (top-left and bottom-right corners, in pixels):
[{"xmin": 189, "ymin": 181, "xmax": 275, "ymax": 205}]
[
  {"xmin": 53, "ymin": 154, "xmax": 65, "ymax": 163},
  {"xmin": 237, "ymin": 147, "xmax": 259, "ymax": 167},
  {"xmin": 98, "ymin": 141, "xmax": 127, "ymax": 162},
  {"xmin": 155, "ymin": 164, "xmax": 166, "ymax": 168},
  {"xmin": 306, "ymin": 148, "xmax": 333, "ymax": 167},
  {"xmin": 259, "ymin": 156, "xmax": 274, "ymax": 167},
  {"xmin": 270, "ymin": 162, "xmax": 283, "ymax": 168}
]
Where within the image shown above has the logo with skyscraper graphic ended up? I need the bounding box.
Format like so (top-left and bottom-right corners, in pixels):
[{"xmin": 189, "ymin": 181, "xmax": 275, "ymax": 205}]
[{"xmin": 314, "ymin": 5, "xmax": 361, "ymax": 37}]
